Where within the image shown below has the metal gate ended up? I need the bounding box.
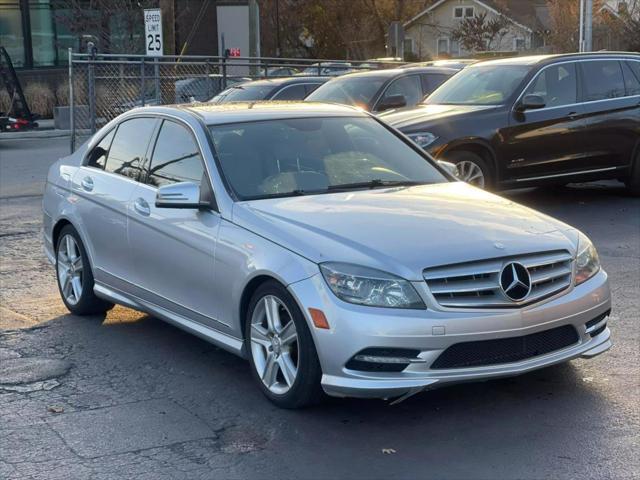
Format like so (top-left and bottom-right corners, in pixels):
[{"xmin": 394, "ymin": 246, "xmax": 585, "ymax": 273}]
[{"xmin": 68, "ymin": 51, "xmax": 402, "ymax": 151}]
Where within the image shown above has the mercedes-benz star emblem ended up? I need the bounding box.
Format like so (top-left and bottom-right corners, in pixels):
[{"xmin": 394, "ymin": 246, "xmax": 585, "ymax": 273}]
[{"xmin": 499, "ymin": 262, "xmax": 532, "ymax": 301}]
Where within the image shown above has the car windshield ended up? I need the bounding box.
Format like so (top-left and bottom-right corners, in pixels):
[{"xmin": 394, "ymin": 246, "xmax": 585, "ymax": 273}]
[
  {"xmin": 209, "ymin": 117, "xmax": 447, "ymax": 200},
  {"xmin": 426, "ymin": 65, "xmax": 530, "ymax": 105},
  {"xmin": 306, "ymin": 76, "xmax": 387, "ymax": 108},
  {"xmin": 210, "ymin": 84, "xmax": 274, "ymax": 103}
]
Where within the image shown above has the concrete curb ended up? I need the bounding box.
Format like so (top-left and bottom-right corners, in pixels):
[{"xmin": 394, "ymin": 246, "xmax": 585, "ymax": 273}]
[{"xmin": 1, "ymin": 130, "xmax": 71, "ymax": 140}]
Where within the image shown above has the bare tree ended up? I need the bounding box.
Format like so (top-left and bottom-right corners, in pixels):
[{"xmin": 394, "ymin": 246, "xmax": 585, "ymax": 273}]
[{"xmin": 451, "ymin": 12, "xmax": 510, "ymax": 52}]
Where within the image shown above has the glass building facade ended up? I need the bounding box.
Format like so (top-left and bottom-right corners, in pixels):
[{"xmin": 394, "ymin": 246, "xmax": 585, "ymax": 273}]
[{"xmin": 0, "ymin": 0, "xmax": 149, "ymax": 69}]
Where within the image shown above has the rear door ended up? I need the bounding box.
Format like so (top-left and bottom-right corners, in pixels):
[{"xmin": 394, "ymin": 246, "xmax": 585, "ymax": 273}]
[
  {"xmin": 578, "ymin": 59, "xmax": 640, "ymax": 170},
  {"xmin": 127, "ymin": 119, "xmax": 226, "ymax": 331},
  {"xmin": 501, "ymin": 62, "xmax": 587, "ymax": 180},
  {"xmin": 71, "ymin": 117, "xmax": 158, "ymax": 287}
]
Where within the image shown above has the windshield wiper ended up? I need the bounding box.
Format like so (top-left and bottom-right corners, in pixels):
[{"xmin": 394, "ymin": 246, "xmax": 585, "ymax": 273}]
[{"xmin": 327, "ymin": 179, "xmax": 424, "ymax": 192}]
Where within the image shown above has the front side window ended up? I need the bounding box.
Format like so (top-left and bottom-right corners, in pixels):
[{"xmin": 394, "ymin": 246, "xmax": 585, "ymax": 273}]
[
  {"xmin": 105, "ymin": 117, "xmax": 157, "ymax": 181},
  {"xmin": 306, "ymin": 76, "xmax": 387, "ymax": 109},
  {"xmin": 86, "ymin": 128, "xmax": 115, "ymax": 170},
  {"xmin": 147, "ymin": 120, "xmax": 204, "ymax": 187},
  {"xmin": 421, "ymin": 73, "xmax": 452, "ymax": 96},
  {"xmin": 524, "ymin": 63, "xmax": 577, "ymax": 108},
  {"xmin": 580, "ymin": 60, "xmax": 625, "ymax": 102},
  {"xmin": 209, "ymin": 117, "xmax": 447, "ymax": 200},
  {"xmin": 271, "ymin": 84, "xmax": 307, "ymax": 100},
  {"xmin": 378, "ymin": 75, "xmax": 423, "ymax": 109}
]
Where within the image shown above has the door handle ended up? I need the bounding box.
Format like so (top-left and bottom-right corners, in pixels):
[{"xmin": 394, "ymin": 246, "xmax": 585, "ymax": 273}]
[
  {"xmin": 567, "ymin": 111, "xmax": 579, "ymax": 120},
  {"xmin": 133, "ymin": 197, "xmax": 151, "ymax": 216},
  {"xmin": 81, "ymin": 176, "xmax": 94, "ymax": 192}
]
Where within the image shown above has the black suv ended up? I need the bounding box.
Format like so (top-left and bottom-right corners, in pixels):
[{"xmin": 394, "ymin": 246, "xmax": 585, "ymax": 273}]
[{"xmin": 381, "ymin": 53, "xmax": 640, "ymax": 193}]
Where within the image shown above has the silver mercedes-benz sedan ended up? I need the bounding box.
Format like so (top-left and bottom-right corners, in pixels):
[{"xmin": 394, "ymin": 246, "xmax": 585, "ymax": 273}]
[{"xmin": 43, "ymin": 102, "xmax": 611, "ymax": 408}]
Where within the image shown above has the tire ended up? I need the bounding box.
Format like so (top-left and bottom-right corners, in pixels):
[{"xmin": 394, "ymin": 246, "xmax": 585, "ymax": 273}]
[
  {"xmin": 245, "ymin": 280, "xmax": 323, "ymax": 408},
  {"xmin": 445, "ymin": 150, "xmax": 494, "ymax": 190},
  {"xmin": 624, "ymin": 150, "xmax": 640, "ymax": 196},
  {"xmin": 55, "ymin": 225, "xmax": 113, "ymax": 315}
]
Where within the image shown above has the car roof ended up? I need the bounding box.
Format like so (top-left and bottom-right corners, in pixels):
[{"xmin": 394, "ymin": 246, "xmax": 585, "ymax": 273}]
[
  {"xmin": 224, "ymin": 76, "xmax": 328, "ymax": 88},
  {"xmin": 468, "ymin": 52, "xmax": 640, "ymax": 68},
  {"xmin": 139, "ymin": 102, "xmax": 367, "ymax": 125},
  {"xmin": 326, "ymin": 66, "xmax": 460, "ymax": 80}
]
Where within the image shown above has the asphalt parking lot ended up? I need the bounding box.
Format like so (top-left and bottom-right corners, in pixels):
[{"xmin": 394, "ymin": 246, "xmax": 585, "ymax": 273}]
[{"xmin": 1, "ymin": 136, "xmax": 639, "ymax": 479}]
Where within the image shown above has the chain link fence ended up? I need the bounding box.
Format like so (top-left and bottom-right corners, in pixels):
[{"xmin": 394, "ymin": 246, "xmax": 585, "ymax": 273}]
[{"xmin": 68, "ymin": 51, "xmax": 404, "ymax": 151}]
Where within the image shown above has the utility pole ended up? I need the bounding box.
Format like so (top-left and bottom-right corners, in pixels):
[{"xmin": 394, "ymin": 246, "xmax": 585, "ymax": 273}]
[
  {"xmin": 584, "ymin": 0, "xmax": 593, "ymax": 52},
  {"xmin": 249, "ymin": 0, "xmax": 260, "ymax": 58},
  {"xmin": 579, "ymin": 0, "xmax": 585, "ymax": 52},
  {"xmin": 159, "ymin": 0, "xmax": 175, "ymax": 55},
  {"xmin": 275, "ymin": 0, "xmax": 281, "ymax": 57}
]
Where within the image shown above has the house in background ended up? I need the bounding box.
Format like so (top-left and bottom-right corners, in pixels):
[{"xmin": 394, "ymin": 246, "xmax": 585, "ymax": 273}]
[{"xmin": 403, "ymin": 0, "xmax": 550, "ymax": 60}]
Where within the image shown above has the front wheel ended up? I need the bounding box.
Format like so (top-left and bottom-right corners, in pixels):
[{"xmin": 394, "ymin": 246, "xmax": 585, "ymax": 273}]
[
  {"xmin": 445, "ymin": 150, "xmax": 494, "ymax": 189},
  {"xmin": 55, "ymin": 225, "xmax": 113, "ymax": 315},
  {"xmin": 245, "ymin": 281, "xmax": 323, "ymax": 408}
]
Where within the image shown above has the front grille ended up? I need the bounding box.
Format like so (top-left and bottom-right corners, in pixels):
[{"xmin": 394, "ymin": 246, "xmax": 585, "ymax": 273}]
[
  {"xmin": 423, "ymin": 250, "xmax": 573, "ymax": 308},
  {"xmin": 431, "ymin": 325, "xmax": 579, "ymax": 369}
]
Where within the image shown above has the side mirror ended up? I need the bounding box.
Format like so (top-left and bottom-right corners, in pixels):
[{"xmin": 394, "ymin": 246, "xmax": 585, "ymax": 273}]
[
  {"xmin": 516, "ymin": 94, "xmax": 546, "ymax": 112},
  {"xmin": 155, "ymin": 182, "xmax": 203, "ymax": 209},
  {"xmin": 437, "ymin": 160, "xmax": 459, "ymax": 178},
  {"xmin": 377, "ymin": 94, "xmax": 407, "ymax": 112}
]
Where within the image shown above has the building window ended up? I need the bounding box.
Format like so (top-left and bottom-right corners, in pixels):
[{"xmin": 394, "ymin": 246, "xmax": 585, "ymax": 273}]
[
  {"xmin": 450, "ymin": 39, "xmax": 460, "ymax": 56},
  {"xmin": 437, "ymin": 37, "xmax": 449, "ymax": 55},
  {"xmin": 454, "ymin": 6, "xmax": 475, "ymax": 18},
  {"xmin": 29, "ymin": 0, "xmax": 56, "ymax": 66},
  {"xmin": 0, "ymin": 0, "xmax": 26, "ymax": 67},
  {"xmin": 403, "ymin": 37, "xmax": 415, "ymax": 54},
  {"xmin": 514, "ymin": 38, "xmax": 526, "ymax": 51}
]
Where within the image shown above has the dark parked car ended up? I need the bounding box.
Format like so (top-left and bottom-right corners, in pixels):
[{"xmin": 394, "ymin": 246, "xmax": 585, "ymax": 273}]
[
  {"xmin": 305, "ymin": 66, "xmax": 460, "ymax": 113},
  {"xmin": 209, "ymin": 77, "xmax": 328, "ymax": 104},
  {"xmin": 381, "ymin": 53, "xmax": 640, "ymax": 192}
]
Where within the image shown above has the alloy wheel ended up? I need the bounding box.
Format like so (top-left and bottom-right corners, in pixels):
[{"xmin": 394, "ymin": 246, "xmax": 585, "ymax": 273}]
[
  {"xmin": 57, "ymin": 234, "xmax": 84, "ymax": 306},
  {"xmin": 456, "ymin": 160, "xmax": 486, "ymax": 188},
  {"xmin": 250, "ymin": 295, "xmax": 299, "ymax": 395}
]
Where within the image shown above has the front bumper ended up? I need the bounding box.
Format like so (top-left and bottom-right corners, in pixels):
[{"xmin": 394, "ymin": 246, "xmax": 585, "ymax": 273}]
[{"xmin": 287, "ymin": 269, "xmax": 611, "ymax": 399}]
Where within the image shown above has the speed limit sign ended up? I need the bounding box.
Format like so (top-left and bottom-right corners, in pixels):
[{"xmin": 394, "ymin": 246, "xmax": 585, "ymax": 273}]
[{"xmin": 144, "ymin": 9, "xmax": 163, "ymax": 56}]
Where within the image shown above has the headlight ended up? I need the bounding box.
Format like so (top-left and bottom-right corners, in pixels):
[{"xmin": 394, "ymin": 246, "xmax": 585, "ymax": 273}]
[
  {"xmin": 319, "ymin": 262, "xmax": 425, "ymax": 309},
  {"xmin": 407, "ymin": 132, "xmax": 438, "ymax": 148},
  {"xmin": 575, "ymin": 232, "xmax": 600, "ymax": 285}
]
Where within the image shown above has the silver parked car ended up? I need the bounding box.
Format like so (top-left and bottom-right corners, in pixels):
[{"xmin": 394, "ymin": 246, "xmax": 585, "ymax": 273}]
[{"xmin": 43, "ymin": 103, "xmax": 611, "ymax": 408}]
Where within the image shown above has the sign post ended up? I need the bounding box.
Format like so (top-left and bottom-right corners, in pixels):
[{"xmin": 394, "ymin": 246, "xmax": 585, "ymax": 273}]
[{"xmin": 144, "ymin": 9, "xmax": 163, "ymax": 104}]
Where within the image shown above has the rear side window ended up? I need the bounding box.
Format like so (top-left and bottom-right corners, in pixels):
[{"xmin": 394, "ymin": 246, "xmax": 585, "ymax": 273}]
[
  {"xmin": 146, "ymin": 120, "xmax": 204, "ymax": 188},
  {"xmin": 421, "ymin": 73, "xmax": 451, "ymax": 96},
  {"xmin": 580, "ymin": 61, "xmax": 625, "ymax": 101},
  {"xmin": 622, "ymin": 61, "xmax": 640, "ymax": 96},
  {"xmin": 105, "ymin": 118, "xmax": 157, "ymax": 180},
  {"xmin": 524, "ymin": 63, "xmax": 577, "ymax": 107},
  {"xmin": 272, "ymin": 84, "xmax": 307, "ymax": 100},
  {"xmin": 87, "ymin": 129, "xmax": 115, "ymax": 170},
  {"xmin": 304, "ymin": 83, "xmax": 322, "ymax": 95},
  {"xmin": 627, "ymin": 61, "xmax": 640, "ymax": 84}
]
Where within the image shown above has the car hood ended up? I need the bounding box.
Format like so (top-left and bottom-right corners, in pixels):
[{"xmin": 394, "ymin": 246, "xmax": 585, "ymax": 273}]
[
  {"xmin": 232, "ymin": 182, "xmax": 578, "ymax": 281},
  {"xmin": 380, "ymin": 104, "xmax": 498, "ymax": 130}
]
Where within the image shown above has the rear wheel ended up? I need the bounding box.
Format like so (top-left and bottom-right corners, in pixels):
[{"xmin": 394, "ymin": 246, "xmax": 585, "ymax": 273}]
[
  {"xmin": 445, "ymin": 150, "xmax": 494, "ymax": 189},
  {"xmin": 55, "ymin": 225, "xmax": 113, "ymax": 315},
  {"xmin": 624, "ymin": 149, "xmax": 640, "ymax": 196},
  {"xmin": 245, "ymin": 281, "xmax": 323, "ymax": 408}
]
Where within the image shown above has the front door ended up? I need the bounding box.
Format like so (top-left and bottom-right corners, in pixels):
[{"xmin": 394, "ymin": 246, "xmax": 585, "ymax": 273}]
[
  {"xmin": 127, "ymin": 119, "xmax": 225, "ymax": 331},
  {"xmin": 501, "ymin": 62, "xmax": 587, "ymax": 182}
]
